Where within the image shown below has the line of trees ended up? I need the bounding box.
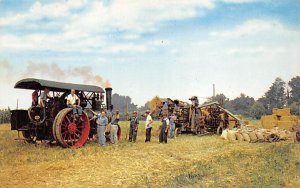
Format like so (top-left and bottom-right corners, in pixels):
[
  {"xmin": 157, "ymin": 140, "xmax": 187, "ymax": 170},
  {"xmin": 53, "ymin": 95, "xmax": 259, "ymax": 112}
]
[
  {"xmin": 208, "ymin": 76, "xmax": 300, "ymax": 119},
  {"xmin": 111, "ymin": 93, "xmax": 138, "ymax": 113},
  {"xmin": 0, "ymin": 108, "xmax": 11, "ymax": 124}
]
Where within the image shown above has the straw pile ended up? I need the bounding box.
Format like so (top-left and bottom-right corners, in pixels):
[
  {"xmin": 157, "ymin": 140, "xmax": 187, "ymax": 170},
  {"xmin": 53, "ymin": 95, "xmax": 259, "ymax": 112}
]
[
  {"xmin": 261, "ymin": 108, "xmax": 299, "ymax": 131},
  {"xmin": 220, "ymin": 127, "xmax": 297, "ymax": 143}
]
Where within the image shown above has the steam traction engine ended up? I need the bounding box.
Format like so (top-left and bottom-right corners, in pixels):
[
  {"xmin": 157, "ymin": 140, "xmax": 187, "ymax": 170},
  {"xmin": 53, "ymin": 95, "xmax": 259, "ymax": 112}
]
[{"xmin": 10, "ymin": 78, "xmax": 116, "ymax": 148}]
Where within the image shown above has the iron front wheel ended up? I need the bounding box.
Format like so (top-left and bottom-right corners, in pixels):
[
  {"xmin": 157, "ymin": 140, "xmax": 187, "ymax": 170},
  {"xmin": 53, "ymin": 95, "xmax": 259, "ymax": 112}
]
[{"xmin": 53, "ymin": 108, "xmax": 90, "ymax": 148}]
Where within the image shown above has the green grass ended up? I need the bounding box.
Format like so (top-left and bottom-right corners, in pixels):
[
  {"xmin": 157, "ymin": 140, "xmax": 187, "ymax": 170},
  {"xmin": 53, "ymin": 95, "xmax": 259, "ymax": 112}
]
[{"xmin": 169, "ymin": 143, "xmax": 300, "ymax": 187}]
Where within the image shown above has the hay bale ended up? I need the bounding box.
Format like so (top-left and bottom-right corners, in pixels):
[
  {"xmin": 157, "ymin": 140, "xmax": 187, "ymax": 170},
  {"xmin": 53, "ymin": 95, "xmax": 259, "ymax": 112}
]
[
  {"xmin": 272, "ymin": 108, "xmax": 278, "ymax": 114},
  {"xmin": 255, "ymin": 131, "xmax": 265, "ymax": 142},
  {"xmin": 279, "ymin": 130, "xmax": 290, "ymax": 140},
  {"xmin": 277, "ymin": 121, "xmax": 295, "ymax": 131},
  {"xmin": 248, "ymin": 131, "xmax": 258, "ymax": 143},
  {"xmin": 221, "ymin": 129, "xmax": 228, "ymax": 140},
  {"xmin": 280, "ymin": 116, "xmax": 296, "ymax": 122},
  {"xmin": 241, "ymin": 132, "xmax": 251, "ymax": 142},
  {"xmin": 235, "ymin": 132, "xmax": 244, "ymax": 141},
  {"xmin": 274, "ymin": 108, "xmax": 291, "ymax": 116},
  {"xmin": 261, "ymin": 115, "xmax": 277, "ymax": 121},
  {"xmin": 227, "ymin": 130, "xmax": 237, "ymax": 142},
  {"xmin": 261, "ymin": 115, "xmax": 278, "ymax": 129},
  {"xmin": 290, "ymin": 132, "xmax": 297, "ymax": 142}
]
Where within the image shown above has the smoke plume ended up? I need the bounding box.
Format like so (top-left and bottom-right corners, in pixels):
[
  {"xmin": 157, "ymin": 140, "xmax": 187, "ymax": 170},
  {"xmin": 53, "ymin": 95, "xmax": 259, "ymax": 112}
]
[{"xmin": 1, "ymin": 61, "xmax": 111, "ymax": 88}]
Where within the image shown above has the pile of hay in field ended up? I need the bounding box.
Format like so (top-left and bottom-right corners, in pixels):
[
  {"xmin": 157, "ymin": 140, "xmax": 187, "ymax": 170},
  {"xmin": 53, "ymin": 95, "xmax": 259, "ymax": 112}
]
[
  {"xmin": 261, "ymin": 108, "xmax": 299, "ymax": 131},
  {"xmin": 221, "ymin": 126, "xmax": 297, "ymax": 143}
]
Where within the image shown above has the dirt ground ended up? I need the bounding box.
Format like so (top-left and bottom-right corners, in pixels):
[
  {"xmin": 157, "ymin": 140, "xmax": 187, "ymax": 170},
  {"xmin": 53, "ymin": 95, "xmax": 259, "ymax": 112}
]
[{"xmin": 0, "ymin": 122, "xmax": 299, "ymax": 188}]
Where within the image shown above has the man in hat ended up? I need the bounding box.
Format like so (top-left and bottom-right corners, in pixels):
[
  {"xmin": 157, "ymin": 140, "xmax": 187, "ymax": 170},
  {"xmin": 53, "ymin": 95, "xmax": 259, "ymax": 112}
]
[
  {"xmin": 110, "ymin": 110, "xmax": 119, "ymax": 144},
  {"xmin": 159, "ymin": 112, "xmax": 170, "ymax": 144},
  {"xmin": 145, "ymin": 110, "xmax": 153, "ymax": 142},
  {"xmin": 169, "ymin": 112, "xmax": 177, "ymax": 138},
  {"xmin": 129, "ymin": 111, "xmax": 139, "ymax": 143}
]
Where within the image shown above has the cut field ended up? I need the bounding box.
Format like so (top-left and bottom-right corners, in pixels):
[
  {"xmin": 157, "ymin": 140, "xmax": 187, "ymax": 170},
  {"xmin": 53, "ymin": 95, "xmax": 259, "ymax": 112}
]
[{"xmin": 0, "ymin": 122, "xmax": 299, "ymax": 188}]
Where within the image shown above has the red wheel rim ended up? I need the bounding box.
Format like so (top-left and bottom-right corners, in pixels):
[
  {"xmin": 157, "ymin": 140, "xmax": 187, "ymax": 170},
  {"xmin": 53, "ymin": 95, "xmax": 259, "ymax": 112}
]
[{"xmin": 55, "ymin": 108, "xmax": 90, "ymax": 148}]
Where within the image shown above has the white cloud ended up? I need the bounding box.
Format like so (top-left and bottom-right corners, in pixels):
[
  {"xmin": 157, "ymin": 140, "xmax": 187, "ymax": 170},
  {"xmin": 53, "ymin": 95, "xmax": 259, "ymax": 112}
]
[
  {"xmin": 226, "ymin": 46, "xmax": 287, "ymax": 56},
  {"xmin": 0, "ymin": 0, "xmax": 216, "ymax": 54},
  {"xmin": 0, "ymin": 0, "xmax": 87, "ymax": 27},
  {"xmin": 220, "ymin": 0, "xmax": 260, "ymax": 3},
  {"xmin": 103, "ymin": 43, "xmax": 147, "ymax": 54},
  {"xmin": 63, "ymin": 0, "xmax": 215, "ymax": 35},
  {"xmin": 210, "ymin": 19, "xmax": 285, "ymax": 37}
]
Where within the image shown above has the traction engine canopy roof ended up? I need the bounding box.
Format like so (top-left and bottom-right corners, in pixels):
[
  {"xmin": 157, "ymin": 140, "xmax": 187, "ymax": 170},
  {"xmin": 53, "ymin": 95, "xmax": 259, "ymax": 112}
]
[{"xmin": 14, "ymin": 78, "xmax": 105, "ymax": 93}]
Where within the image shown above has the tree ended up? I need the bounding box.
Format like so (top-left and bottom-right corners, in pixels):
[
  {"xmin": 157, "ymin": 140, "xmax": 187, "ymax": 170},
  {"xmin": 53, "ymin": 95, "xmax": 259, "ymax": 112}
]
[
  {"xmin": 260, "ymin": 77, "xmax": 286, "ymax": 113},
  {"xmin": 0, "ymin": 108, "xmax": 11, "ymax": 124},
  {"xmin": 226, "ymin": 93, "xmax": 255, "ymax": 116},
  {"xmin": 250, "ymin": 102, "xmax": 267, "ymax": 119},
  {"xmin": 288, "ymin": 76, "xmax": 300, "ymax": 104},
  {"xmin": 205, "ymin": 93, "xmax": 229, "ymax": 106},
  {"xmin": 289, "ymin": 102, "xmax": 300, "ymax": 116},
  {"xmin": 111, "ymin": 93, "xmax": 138, "ymax": 113}
]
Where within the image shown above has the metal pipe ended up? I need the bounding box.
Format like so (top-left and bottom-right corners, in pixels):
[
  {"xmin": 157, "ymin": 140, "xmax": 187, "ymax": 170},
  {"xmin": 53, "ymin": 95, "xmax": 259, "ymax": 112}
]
[{"xmin": 105, "ymin": 87, "xmax": 112, "ymax": 111}]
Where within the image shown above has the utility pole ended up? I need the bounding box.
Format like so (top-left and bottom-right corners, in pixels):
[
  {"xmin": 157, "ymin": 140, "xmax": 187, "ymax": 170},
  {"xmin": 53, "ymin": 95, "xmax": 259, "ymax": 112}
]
[
  {"xmin": 213, "ymin": 84, "xmax": 215, "ymax": 98},
  {"xmin": 16, "ymin": 99, "xmax": 19, "ymax": 110}
]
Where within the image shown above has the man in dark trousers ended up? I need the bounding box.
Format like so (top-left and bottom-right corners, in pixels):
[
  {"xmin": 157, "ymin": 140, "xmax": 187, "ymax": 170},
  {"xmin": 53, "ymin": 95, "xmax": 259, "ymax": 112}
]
[
  {"xmin": 159, "ymin": 112, "xmax": 170, "ymax": 144},
  {"xmin": 129, "ymin": 111, "xmax": 139, "ymax": 143},
  {"xmin": 145, "ymin": 110, "xmax": 153, "ymax": 142}
]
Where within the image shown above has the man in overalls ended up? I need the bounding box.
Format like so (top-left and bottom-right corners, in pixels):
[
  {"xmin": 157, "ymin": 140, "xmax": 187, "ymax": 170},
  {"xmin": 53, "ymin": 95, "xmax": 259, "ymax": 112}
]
[
  {"xmin": 129, "ymin": 111, "xmax": 139, "ymax": 143},
  {"xmin": 159, "ymin": 112, "xmax": 170, "ymax": 144}
]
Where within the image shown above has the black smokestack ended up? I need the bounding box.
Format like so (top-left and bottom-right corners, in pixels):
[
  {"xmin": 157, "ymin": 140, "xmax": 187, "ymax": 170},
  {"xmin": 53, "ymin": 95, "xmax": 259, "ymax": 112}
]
[{"xmin": 105, "ymin": 87, "xmax": 112, "ymax": 111}]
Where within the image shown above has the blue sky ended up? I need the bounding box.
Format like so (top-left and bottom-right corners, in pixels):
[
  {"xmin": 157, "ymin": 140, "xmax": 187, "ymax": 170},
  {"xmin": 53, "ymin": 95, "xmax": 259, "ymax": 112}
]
[{"xmin": 0, "ymin": 0, "xmax": 300, "ymax": 108}]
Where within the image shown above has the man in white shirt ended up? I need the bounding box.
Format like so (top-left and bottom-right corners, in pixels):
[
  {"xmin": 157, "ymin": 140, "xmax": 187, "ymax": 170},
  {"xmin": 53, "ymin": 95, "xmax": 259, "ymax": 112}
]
[
  {"xmin": 145, "ymin": 110, "xmax": 153, "ymax": 142},
  {"xmin": 67, "ymin": 89, "xmax": 83, "ymax": 121}
]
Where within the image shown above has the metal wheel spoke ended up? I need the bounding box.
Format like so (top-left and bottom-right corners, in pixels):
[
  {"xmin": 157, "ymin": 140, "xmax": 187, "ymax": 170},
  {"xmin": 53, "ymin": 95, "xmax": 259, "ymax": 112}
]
[
  {"xmin": 66, "ymin": 115, "xmax": 72, "ymax": 124},
  {"xmin": 63, "ymin": 133, "xmax": 68, "ymax": 141},
  {"xmin": 62, "ymin": 118, "xmax": 68, "ymax": 125},
  {"xmin": 76, "ymin": 129, "xmax": 82, "ymax": 134},
  {"xmin": 75, "ymin": 133, "xmax": 80, "ymax": 138},
  {"xmin": 73, "ymin": 133, "xmax": 77, "ymax": 142},
  {"xmin": 67, "ymin": 134, "xmax": 71, "ymax": 144},
  {"xmin": 70, "ymin": 134, "xmax": 74, "ymax": 145},
  {"xmin": 62, "ymin": 130, "xmax": 68, "ymax": 135}
]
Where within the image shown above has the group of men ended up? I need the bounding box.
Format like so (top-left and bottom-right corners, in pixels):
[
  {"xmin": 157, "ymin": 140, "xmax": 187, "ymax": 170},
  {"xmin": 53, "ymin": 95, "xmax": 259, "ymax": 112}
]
[
  {"xmin": 128, "ymin": 110, "xmax": 176, "ymax": 144},
  {"xmin": 96, "ymin": 110, "xmax": 120, "ymax": 146},
  {"xmin": 95, "ymin": 109, "xmax": 177, "ymax": 146}
]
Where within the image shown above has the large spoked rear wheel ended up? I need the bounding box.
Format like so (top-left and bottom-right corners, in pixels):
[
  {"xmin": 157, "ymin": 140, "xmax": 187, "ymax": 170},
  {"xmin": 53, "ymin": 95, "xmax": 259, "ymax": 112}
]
[{"xmin": 53, "ymin": 108, "xmax": 90, "ymax": 148}]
